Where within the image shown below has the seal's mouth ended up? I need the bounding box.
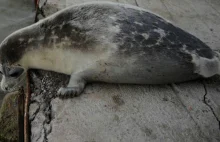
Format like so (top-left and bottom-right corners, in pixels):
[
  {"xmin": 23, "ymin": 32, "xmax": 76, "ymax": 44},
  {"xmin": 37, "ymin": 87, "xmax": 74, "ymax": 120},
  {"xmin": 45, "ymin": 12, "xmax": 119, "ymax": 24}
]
[{"xmin": 7, "ymin": 74, "xmax": 26, "ymax": 92}]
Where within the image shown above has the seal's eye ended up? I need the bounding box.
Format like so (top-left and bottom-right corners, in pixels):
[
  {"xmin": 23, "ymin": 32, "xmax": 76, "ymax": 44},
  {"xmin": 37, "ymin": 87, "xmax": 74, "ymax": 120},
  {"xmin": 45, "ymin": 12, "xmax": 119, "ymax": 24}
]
[
  {"xmin": 8, "ymin": 67, "xmax": 24, "ymax": 78},
  {"xmin": 0, "ymin": 71, "xmax": 2, "ymax": 75}
]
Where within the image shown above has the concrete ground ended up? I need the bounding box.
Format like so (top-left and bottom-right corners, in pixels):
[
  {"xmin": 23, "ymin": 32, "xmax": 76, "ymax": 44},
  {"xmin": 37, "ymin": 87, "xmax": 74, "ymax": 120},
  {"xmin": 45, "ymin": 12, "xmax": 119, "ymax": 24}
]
[
  {"xmin": 30, "ymin": 0, "xmax": 220, "ymax": 142},
  {"xmin": 0, "ymin": 0, "xmax": 220, "ymax": 142}
]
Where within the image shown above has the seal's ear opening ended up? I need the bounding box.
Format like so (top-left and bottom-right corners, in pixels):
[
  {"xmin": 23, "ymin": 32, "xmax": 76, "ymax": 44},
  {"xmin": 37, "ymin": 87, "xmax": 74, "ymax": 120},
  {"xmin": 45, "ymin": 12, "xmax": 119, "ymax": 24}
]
[{"xmin": 8, "ymin": 67, "xmax": 24, "ymax": 78}]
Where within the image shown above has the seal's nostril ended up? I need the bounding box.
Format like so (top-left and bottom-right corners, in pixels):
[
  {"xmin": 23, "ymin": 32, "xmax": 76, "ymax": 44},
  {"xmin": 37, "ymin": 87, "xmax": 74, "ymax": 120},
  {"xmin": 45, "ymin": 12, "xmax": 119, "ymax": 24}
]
[{"xmin": 5, "ymin": 86, "xmax": 8, "ymax": 91}]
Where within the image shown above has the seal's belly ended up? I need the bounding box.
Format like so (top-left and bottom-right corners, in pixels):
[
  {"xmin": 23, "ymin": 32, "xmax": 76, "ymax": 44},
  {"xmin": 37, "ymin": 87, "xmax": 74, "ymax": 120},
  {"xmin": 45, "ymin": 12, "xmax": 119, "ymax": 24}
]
[
  {"xmin": 19, "ymin": 48, "xmax": 108, "ymax": 75},
  {"xmin": 85, "ymin": 54, "xmax": 200, "ymax": 84}
]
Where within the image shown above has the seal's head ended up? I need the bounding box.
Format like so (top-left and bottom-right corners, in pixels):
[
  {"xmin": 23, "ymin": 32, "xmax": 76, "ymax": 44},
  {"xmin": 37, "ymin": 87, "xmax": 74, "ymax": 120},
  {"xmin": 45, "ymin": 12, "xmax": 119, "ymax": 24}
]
[
  {"xmin": 0, "ymin": 64, "xmax": 26, "ymax": 92},
  {"xmin": 0, "ymin": 31, "xmax": 28, "ymax": 92},
  {"xmin": 0, "ymin": 30, "xmax": 29, "ymax": 66}
]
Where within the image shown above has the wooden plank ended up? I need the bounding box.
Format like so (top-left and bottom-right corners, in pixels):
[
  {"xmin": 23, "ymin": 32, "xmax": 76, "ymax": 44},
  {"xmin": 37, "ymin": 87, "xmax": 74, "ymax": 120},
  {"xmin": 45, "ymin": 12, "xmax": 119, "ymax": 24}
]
[
  {"xmin": 24, "ymin": 71, "xmax": 31, "ymax": 142},
  {"xmin": 18, "ymin": 89, "xmax": 25, "ymax": 142}
]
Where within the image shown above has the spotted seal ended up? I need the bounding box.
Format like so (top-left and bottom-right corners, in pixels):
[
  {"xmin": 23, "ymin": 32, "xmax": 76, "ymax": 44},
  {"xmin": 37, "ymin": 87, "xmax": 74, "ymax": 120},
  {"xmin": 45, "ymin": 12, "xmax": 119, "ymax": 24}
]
[{"xmin": 0, "ymin": 2, "xmax": 219, "ymax": 97}]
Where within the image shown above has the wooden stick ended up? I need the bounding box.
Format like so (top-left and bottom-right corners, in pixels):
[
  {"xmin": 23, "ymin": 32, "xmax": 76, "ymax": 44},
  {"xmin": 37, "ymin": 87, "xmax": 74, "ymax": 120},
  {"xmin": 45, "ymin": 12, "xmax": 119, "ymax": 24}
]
[
  {"xmin": 34, "ymin": 0, "xmax": 47, "ymax": 22},
  {"xmin": 18, "ymin": 88, "xmax": 24, "ymax": 142},
  {"xmin": 24, "ymin": 71, "xmax": 31, "ymax": 142}
]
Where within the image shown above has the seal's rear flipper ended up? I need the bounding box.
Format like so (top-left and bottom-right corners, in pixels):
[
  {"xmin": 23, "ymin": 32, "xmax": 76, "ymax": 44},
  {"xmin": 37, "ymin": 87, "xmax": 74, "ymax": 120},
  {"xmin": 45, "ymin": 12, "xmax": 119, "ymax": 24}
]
[{"xmin": 192, "ymin": 50, "xmax": 220, "ymax": 78}]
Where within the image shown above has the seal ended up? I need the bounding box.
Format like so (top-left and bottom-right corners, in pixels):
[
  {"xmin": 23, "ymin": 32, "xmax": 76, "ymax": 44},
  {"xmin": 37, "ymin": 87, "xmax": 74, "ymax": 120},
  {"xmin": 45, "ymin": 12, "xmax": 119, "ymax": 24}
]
[{"xmin": 0, "ymin": 2, "xmax": 220, "ymax": 97}]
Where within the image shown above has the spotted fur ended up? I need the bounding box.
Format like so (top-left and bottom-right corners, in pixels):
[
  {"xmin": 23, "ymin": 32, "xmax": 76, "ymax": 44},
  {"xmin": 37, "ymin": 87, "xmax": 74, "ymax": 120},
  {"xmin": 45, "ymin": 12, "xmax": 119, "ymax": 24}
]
[{"xmin": 0, "ymin": 2, "xmax": 219, "ymax": 96}]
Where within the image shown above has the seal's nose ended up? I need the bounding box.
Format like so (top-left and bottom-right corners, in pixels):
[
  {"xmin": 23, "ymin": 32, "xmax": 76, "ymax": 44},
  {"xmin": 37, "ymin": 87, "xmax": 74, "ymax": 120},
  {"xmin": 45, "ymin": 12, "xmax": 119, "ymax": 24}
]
[
  {"xmin": 4, "ymin": 86, "xmax": 8, "ymax": 91},
  {"xmin": 2, "ymin": 85, "xmax": 9, "ymax": 91}
]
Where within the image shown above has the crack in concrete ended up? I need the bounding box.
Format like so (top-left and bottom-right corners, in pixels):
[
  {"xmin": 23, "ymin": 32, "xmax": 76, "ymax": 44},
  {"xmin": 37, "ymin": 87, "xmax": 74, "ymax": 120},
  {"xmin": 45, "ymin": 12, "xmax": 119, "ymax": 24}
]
[
  {"xmin": 29, "ymin": 72, "xmax": 57, "ymax": 142},
  {"xmin": 170, "ymin": 85, "xmax": 204, "ymax": 134},
  {"xmin": 43, "ymin": 100, "xmax": 53, "ymax": 141},
  {"xmin": 134, "ymin": 0, "xmax": 139, "ymax": 7},
  {"xmin": 29, "ymin": 96, "xmax": 53, "ymax": 142},
  {"xmin": 29, "ymin": 102, "xmax": 40, "ymax": 122},
  {"xmin": 30, "ymin": 99, "xmax": 53, "ymax": 142},
  {"xmin": 29, "ymin": 70, "xmax": 69, "ymax": 141},
  {"xmin": 202, "ymin": 82, "xmax": 220, "ymax": 130}
]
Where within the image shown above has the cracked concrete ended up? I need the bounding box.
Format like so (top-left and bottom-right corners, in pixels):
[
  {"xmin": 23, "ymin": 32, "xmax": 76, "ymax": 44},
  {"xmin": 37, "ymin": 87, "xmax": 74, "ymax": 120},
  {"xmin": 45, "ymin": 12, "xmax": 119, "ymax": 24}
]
[
  {"xmin": 30, "ymin": 71, "xmax": 220, "ymax": 142},
  {"xmin": 28, "ymin": 0, "xmax": 220, "ymax": 141},
  {"xmin": 203, "ymin": 82, "xmax": 220, "ymax": 130},
  {"xmin": 29, "ymin": 70, "xmax": 69, "ymax": 142},
  {"xmin": 172, "ymin": 81, "xmax": 220, "ymax": 141},
  {"xmin": 134, "ymin": 0, "xmax": 139, "ymax": 6}
]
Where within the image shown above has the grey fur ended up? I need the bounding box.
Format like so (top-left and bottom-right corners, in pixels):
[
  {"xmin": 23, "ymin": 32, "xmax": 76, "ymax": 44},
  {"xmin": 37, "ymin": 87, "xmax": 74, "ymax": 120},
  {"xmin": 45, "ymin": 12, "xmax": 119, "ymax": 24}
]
[{"xmin": 0, "ymin": 2, "xmax": 219, "ymax": 97}]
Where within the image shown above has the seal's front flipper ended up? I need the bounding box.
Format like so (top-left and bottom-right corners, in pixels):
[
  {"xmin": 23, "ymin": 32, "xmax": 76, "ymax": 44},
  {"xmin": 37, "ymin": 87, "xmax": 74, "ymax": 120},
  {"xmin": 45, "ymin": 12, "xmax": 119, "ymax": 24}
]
[
  {"xmin": 57, "ymin": 86, "xmax": 84, "ymax": 98},
  {"xmin": 57, "ymin": 75, "xmax": 86, "ymax": 98}
]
